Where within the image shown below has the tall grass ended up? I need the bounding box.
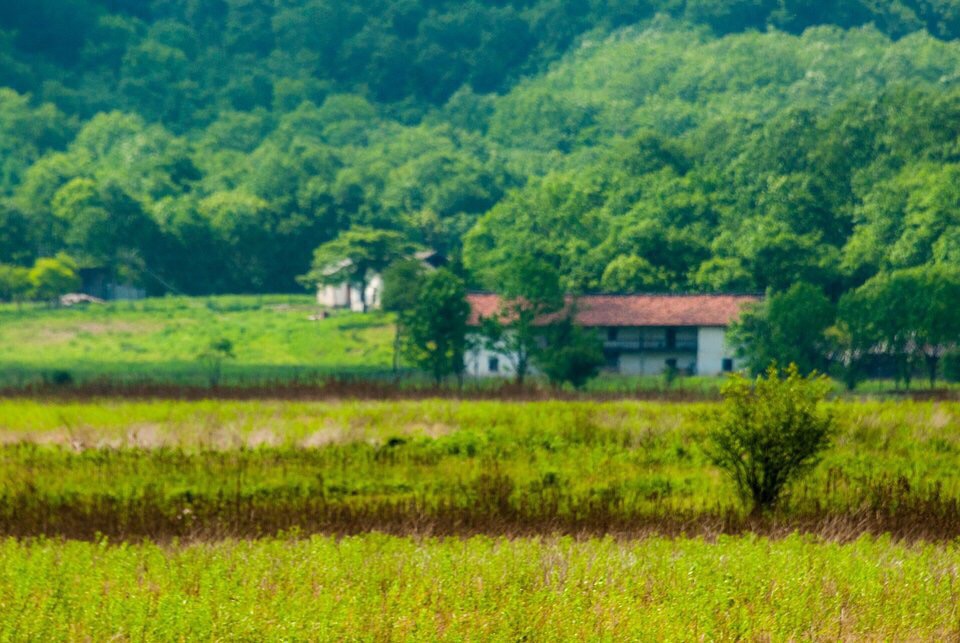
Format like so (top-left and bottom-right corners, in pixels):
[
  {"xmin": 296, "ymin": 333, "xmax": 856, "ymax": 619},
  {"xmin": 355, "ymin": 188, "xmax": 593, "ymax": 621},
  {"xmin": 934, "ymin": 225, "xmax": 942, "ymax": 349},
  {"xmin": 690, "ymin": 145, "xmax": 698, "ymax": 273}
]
[
  {"xmin": 1, "ymin": 400, "xmax": 959, "ymax": 539},
  {"xmin": 1, "ymin": 534, "xmax": 958, "ymax": 640}
]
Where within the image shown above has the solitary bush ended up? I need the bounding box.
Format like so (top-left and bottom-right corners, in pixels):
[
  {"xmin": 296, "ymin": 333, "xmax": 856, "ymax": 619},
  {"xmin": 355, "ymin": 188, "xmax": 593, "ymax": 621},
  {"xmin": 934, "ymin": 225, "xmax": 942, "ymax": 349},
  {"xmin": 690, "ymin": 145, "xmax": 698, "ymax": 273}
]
[
  {"xmin": 198, "ymin": 338, "xmax": 235, "ymax": 387},
  {"xmin": 706, "ymin": 364, "xmax": 834, "ymax": 513}
]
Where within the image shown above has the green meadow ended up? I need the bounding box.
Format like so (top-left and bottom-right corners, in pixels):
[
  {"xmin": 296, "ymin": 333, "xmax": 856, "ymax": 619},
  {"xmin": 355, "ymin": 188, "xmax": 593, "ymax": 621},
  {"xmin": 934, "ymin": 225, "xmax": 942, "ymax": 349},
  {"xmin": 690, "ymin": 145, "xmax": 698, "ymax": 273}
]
[
  {"xmin": 3, "ymin": 534, "xmax": 958, "ymax": 641},
  {"xmin": 1, "ymin": 399, "xmax": 958, "ymax": 539},
  {"xmin": 2, "ymin": 398, "xmax": 959, "ymax": 638},
  {"xmin": 0, "ymin": 295, "xmax": 733, "ymax": 395},
  {"xmin": 2, "ymin": 296, "xmax": 954, "ymax": 397},
  {"xmin": 0, "ymin": 296, "xmax": 393, "ymax": 385}
]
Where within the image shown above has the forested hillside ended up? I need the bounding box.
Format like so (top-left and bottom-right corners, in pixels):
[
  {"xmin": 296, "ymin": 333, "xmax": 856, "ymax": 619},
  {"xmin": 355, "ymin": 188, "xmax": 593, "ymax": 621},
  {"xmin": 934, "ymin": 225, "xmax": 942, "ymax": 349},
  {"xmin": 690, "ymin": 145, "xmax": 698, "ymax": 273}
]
[{"xmin": 3, "ymin": 1, "xmax": 960, "ymax": 295}]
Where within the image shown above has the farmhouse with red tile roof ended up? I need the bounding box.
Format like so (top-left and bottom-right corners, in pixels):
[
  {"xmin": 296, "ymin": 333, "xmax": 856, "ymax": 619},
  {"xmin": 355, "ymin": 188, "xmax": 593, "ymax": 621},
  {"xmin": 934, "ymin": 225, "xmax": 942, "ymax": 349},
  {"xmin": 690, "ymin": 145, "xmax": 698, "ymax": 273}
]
[{"xmin": 465, "ymin": 293, "xmax": 760, "ymax": 377}]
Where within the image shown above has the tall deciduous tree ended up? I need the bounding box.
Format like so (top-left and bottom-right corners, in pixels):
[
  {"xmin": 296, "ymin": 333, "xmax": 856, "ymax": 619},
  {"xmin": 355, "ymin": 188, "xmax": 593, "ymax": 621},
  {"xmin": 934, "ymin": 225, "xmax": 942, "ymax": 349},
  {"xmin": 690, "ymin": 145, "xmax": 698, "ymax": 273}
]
[
  {"xmin": 839, "ymin": 265, "xmax": 960, "ymax": 388},
  {"xmin": 381, "ymin": 258, "xmax": 427, "ymax": 374},
  {"xmin": 730, "ymin": 282, "xmax": 836, "ymax": 376},
  {"xmin": 52, "ymin": 178, "xmax": 160, "ymax": 286},
  {"xmin": 402, "ymin": 268, "xmax": 469, "ymax": 385},
  {"xmin": 481, "ymin": 256, "xmax": 564, "ymax": 386},
  {"xmin": 299, "ymin": 227, "xmax": 409, "ymax": 312}
]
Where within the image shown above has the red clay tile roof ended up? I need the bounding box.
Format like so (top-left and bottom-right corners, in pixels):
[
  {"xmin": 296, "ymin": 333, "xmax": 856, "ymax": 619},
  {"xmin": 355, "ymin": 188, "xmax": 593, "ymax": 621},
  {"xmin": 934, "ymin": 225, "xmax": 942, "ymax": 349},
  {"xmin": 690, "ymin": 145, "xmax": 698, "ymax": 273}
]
[{"xmin": 467, "ymin": 293, "xmax": 760, "ymax": 327}]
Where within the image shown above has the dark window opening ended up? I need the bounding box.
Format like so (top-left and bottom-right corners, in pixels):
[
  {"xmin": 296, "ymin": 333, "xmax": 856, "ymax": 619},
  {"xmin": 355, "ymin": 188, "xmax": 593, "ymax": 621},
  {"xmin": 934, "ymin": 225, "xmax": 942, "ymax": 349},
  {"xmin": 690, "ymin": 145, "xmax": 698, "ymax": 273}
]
[
  {"xmin": 722, "ymin": 358, "xmax": 734, "ymax": 373},
  {"xmin": 666, "ymin": 328, "xmax": 677, "ymax": 350},
  {"xmin": 607, "ymin": 328, "xmax": 618, "ymax": 342},
  {"xmin": 488, "ymin": 357, "xmax": 500, "ymax": 373}
]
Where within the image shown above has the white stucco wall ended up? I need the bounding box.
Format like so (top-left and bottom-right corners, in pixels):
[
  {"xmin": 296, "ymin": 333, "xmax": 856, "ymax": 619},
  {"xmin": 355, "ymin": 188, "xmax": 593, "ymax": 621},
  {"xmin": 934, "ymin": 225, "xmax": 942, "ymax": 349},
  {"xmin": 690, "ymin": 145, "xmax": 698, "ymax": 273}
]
[
  {"xmin": 318, "ymin": 275, "xmax": 383, "ymax": 311},
  {"xmin": 618, "ymin": 353, "xmax": 697, "ymax": 376},
  {"xmin": 349, "ymin": 274, "xmax": 382, "ymax": 312},
  {"xmin": 318, "ymin": 283, "xmax": 350, "ymax": 308},
  {"xmin": 467, "ymin": 325, "xmax": 741, "ymax": 378},
  {"xmin": 696, "ymin": 326, "xmax": 731, "ymax": 375},
  {"xmin": 465, "ymin": 334, "xmax": 519, "ymax": 377}
]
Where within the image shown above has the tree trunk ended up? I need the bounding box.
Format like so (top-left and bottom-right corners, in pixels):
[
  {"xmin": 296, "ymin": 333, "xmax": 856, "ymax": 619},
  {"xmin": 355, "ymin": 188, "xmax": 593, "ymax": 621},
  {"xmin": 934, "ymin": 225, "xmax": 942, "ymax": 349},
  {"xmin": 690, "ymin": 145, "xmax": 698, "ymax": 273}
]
[
  {"xmin": 392, "ymin": 323, "xmax": 401, "ymax": 380},
  {"xmin": 927, "ymin": 354, "xmax": 939, "ymax": 389},
  {"xmin": 515, "ymin": 352, "xmax": 527, "ymax": 386},
  {"xmin": 358, "ymin": 279, "xmax": 368, "ymax": 313},
  {"xmin": 843, "ymin": 361, "xmax": 858, "ymax": 391}
]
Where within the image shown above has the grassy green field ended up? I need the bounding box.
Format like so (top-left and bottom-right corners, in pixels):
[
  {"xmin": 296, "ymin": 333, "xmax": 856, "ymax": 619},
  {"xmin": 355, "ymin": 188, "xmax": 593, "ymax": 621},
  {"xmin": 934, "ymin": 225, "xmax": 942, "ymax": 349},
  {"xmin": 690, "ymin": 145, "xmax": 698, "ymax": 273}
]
[
  {"xmin": 2, "ymin": 295, "xmax": 956, "ymax": 397},
  {"xmin": 0, "ymin": 295, "xmax": 726, "ymax": 394},
  {"xmin": 1, "ymin": 399, "xmax": 959, "ymax": 539},
  {"xmin": 3, "ymin": 533, "xmax": 958, "ymax": 640},
  {"xmin": 2, "ymin": 398, "xmax": 959, "ymax": 638},
  {"xmin": 0, "ymin": 296, "xmax": 394, "ymax": 385}
]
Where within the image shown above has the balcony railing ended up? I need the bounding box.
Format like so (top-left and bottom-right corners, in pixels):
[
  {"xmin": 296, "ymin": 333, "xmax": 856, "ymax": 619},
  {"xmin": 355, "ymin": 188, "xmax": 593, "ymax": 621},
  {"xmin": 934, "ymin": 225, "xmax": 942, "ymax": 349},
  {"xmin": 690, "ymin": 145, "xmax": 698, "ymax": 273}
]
[{"xmin": 604, "ymin": 340, "xmax": 698, "ymax": 352}]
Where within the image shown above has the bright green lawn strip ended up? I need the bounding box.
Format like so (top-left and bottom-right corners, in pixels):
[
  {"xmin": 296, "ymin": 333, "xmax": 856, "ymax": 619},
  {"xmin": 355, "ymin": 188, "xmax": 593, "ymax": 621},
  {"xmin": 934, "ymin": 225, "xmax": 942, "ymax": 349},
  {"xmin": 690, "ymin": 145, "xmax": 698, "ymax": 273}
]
[{"xmin": 0, "ymin": 295, "xmax": 393, "ymax": 384}]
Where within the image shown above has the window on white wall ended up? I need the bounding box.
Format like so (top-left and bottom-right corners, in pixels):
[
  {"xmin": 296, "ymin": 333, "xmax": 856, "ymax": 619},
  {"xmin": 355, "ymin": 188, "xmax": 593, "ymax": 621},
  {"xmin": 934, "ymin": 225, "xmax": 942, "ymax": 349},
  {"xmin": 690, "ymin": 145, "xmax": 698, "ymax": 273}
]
[{"xmin": 488, "ymin": 357, "xmax": 500, "ymax": 373}]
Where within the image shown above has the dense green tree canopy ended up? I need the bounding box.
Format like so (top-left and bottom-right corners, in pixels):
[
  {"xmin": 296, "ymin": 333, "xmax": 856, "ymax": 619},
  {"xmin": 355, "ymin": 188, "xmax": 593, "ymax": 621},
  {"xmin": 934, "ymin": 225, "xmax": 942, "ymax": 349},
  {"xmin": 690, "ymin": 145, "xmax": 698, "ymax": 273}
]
[{"xmin": 0, "ymin": 4, "xmax": 960, "ymax": 306}]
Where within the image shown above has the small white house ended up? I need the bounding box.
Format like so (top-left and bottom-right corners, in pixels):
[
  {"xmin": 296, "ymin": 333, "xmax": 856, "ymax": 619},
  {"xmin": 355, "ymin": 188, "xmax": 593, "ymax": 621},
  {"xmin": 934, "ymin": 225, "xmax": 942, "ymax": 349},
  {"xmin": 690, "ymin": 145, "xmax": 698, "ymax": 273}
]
[
  {"xmin": 464, "ymin": 293, "xmax": 760, "ymax": 377},
  {"xmin": 316, "ymin": 251, "xmax": 445, "ymax": 313},
  {"xmin": 317, "ymin": 271, "xmax": 384, "ymax": 312}
]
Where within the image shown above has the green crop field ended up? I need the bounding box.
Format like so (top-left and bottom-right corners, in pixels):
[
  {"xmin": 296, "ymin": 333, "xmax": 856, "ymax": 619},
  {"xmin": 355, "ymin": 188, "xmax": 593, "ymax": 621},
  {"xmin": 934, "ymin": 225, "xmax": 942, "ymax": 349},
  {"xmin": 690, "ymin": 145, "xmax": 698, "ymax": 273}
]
[
  {"xmin": 3, "ymin": 398, "xmax": 959, "ymax": 638},
  {"xmin": 0, "ymin": 296, "xmax": 394, "ymax": 386}
]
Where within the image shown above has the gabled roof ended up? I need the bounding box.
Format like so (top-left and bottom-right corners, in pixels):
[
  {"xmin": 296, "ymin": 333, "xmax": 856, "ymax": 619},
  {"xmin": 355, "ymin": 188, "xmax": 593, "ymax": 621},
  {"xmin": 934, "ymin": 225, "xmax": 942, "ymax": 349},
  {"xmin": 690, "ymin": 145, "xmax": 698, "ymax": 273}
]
[
  {"xmin": 467, "ymin": 293, "xmax": 760, "ymax": 328},
  {"xmin": 318, "ymin": 250, "xmax": 445, "ymax": 279}
]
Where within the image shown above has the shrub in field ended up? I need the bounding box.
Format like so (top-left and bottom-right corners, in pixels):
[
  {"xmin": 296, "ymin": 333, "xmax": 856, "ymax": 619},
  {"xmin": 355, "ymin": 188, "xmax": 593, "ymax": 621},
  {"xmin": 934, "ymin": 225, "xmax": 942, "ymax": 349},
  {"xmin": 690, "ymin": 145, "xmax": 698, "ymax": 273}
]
[
  {"xmin": 706, "ymin": 364, "xmax": 835, "ymax": 513},
  {"xmin": 198, "ymin": 337, "xmax": 235, "ymax": 387}
]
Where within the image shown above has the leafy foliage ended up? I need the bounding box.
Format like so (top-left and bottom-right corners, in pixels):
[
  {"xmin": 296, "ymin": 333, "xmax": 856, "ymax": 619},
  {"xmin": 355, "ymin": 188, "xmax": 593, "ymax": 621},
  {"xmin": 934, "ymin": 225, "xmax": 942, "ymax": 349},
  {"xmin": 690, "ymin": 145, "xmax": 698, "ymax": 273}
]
[
  {"xmin": 27, "ymin": 255, "xmax": 80, "ymax": 303},
  {"xmin": 536, "ymin": 315, "xmax": 605, "ymax": 389},
  {"xmin": 299, "ymin": 227, "xmax": 409, "ymax": 311},
  {"xmin": 839, "ymin": 265, "xmax": 960, "ymax": 387},
  {"xmin": 401, "ymin": 268, "xmax": 470, "ymax": 384},
  {"xmin": 731, "ymin": 283, "xmax": 837, "ymax": 376},
  {"xmin": 479, "ymin": 257, "xmax": 565, "ymax": 385},
  {"xmin": 0, "ymin": 4, "xmax": 959, "ymax": 321},
  {"xmin": 706, "ymin": 364, "xmax": 835, "ymax": 512},
  {"xmin": 381, "ymin": 258, "xmax": 427, "ymax": 373}
]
